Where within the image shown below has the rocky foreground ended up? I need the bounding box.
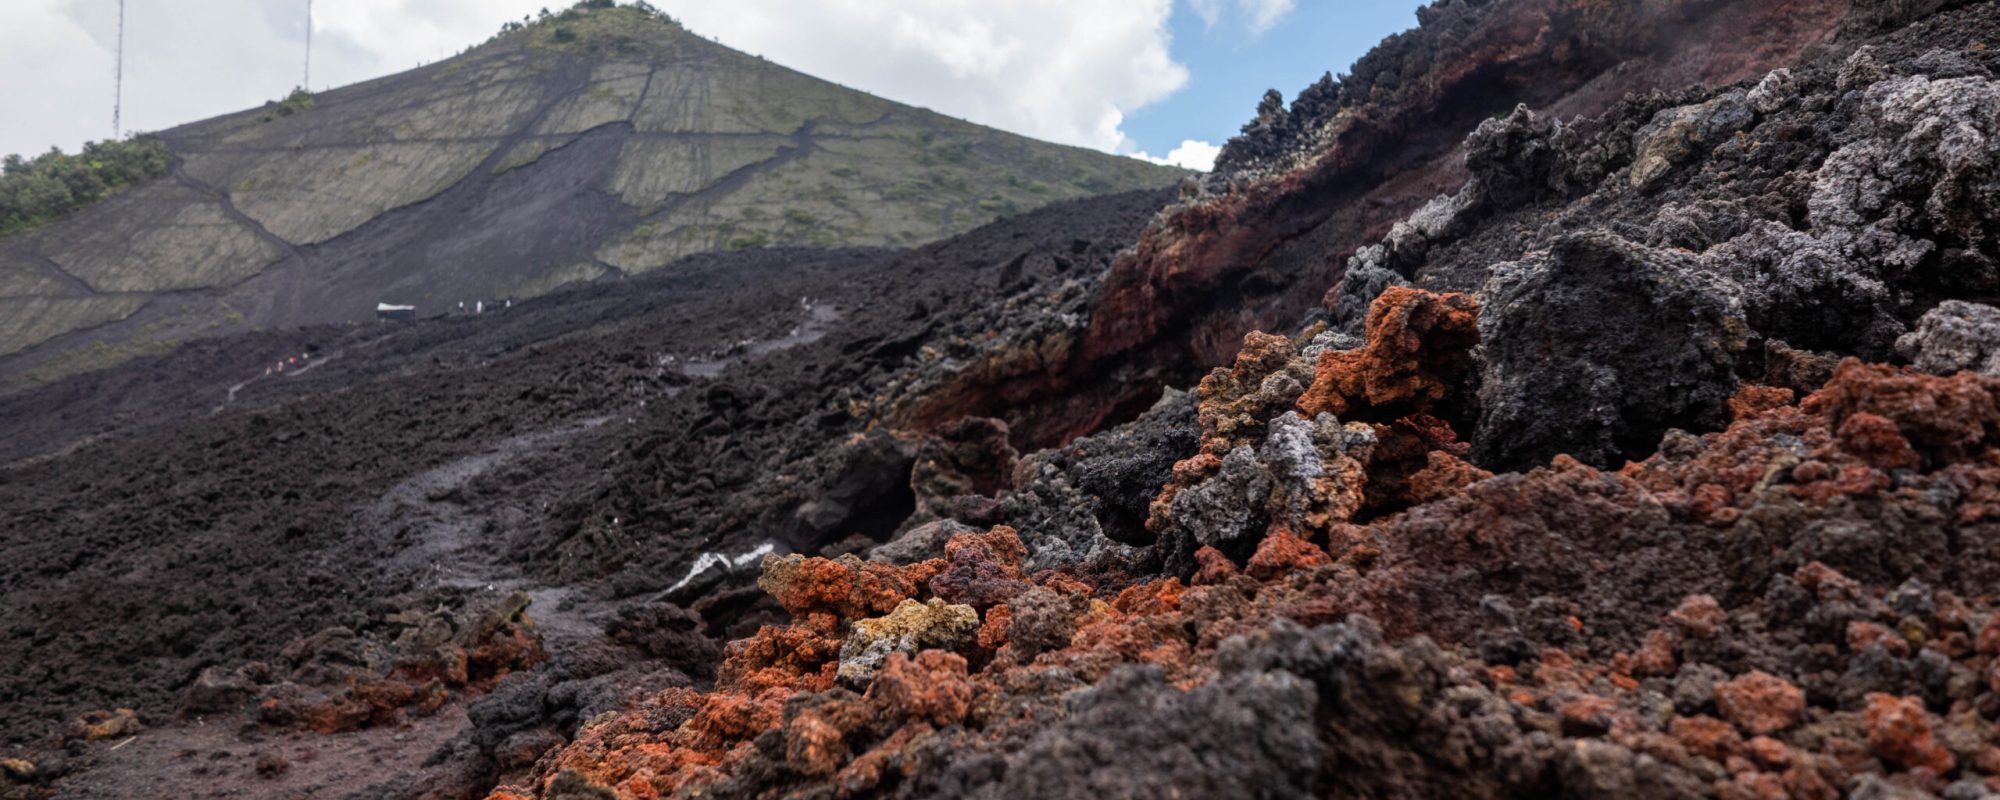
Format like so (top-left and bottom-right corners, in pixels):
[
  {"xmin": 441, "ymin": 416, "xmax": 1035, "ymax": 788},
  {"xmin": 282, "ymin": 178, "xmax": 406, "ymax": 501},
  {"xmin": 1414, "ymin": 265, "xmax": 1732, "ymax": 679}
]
[
  {"xmin": 481, "ymin": 0, "xmax": 2000, "ymax": 797},
  {"xmin": 11, "ymin": 0, "xmax": 2000, "ymax": 798}
]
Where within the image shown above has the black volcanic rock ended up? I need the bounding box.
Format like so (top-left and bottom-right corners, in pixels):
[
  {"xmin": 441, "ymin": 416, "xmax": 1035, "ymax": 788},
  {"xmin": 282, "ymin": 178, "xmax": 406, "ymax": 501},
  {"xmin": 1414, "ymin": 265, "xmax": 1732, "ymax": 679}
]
[{"xmin": 1474, "ymin": 233, "xmax": 1750, "ymax": 471}]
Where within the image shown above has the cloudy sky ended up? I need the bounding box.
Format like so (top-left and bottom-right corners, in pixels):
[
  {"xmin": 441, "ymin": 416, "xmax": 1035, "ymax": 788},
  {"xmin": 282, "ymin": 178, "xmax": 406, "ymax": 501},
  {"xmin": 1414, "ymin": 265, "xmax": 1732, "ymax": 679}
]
[{"xmin": 0, "ymin": 0, "xmax": 1424, "ymax": 170}]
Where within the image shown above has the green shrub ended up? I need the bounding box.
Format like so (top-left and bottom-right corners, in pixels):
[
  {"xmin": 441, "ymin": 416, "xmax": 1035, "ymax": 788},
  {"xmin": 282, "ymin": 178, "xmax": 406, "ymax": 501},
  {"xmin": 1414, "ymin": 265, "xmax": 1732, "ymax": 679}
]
[
  {"xmin": 0, "ymin": 136, "xmax": 170, "ymax": 238},
  {"xmin": 258, "ymin": 88, "xmax": 316, "ymax": 122}
]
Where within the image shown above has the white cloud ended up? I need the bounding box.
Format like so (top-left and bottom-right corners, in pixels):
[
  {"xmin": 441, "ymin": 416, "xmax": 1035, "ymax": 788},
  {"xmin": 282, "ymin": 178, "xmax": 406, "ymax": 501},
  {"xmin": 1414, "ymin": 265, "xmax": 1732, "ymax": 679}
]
[
  {"xmin": 1188, "ymin": 0, "xmax": 1295, "ymax": 35},
  {"xmin": 0, "ymin": 0, "xmax": 118, "ymax": 157},
  {"xmin": 654, "ymin": 0, "xmax": 1188, "ymax": 155},
  {"xmin": 1240, "ymin": 0, "xmax": 1296, "ymax": 34},
  {"xmin": 0, "ymin": 0, "xmax": 549, "ymax": 157},
  {"xmin": 1134, "ymin": 139, "xmax": 1220, "ymax": 171}
]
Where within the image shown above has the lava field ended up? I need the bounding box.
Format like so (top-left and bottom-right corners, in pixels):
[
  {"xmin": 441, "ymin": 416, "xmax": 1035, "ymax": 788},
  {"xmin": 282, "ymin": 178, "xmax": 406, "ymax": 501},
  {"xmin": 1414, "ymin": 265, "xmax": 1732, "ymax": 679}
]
[{"xmin": 12, "ymin": 0, "xmax": 2000, "ymax": 798}]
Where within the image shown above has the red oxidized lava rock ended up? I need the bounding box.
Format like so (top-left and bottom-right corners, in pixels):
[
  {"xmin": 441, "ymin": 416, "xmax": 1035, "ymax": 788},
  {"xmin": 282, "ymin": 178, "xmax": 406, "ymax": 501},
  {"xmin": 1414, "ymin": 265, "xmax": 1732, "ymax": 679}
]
[
  {"xmin": 1714, "ymin": 671, "xmax": 1806, "ymax": 736},
  {"xmin": 1728, "ymin": 384, "xmax": 1797, "ymax": 421},
  {"xmin": 929, "ymin": 525, "xmax": 1030, "ymax": 608},
  {"xmin": 1833, "ymin": 412, "xmax": 1922, "ymax": 472},
  {"xmin": 758, "ymin": 552, "xmax": 943, "ymax": 619},
  {"xmin": 1244, "ymin": 533, "xmax": 1331, "ymax": 580},
  {"xmin": 1671, "ymin": 714, "xmax": 1744, "ymax": 761},
  {"xmin": 1802, "ymin": 361, "xmax": 2000, "ymax": 464},
  {"xmin": 865, "ymin": 650, "xmax": 975, "ymax": 728},
  {"xmin": 1862, "ymin": 693, "xmax": 1954, "ymax": 774},
  {"xmin": 1402, "ymin": 450, "xmax": 1493, "ymax": 506},
  {"xmin": 1296, "ymin": 287, "xmax": 1479, "ymax": 421},
  {"xmin": 1629, "ymin": 629, "xmax": 1678, "ymax": 677},
  {"xmin": 1190, "ymin": 546, "xmax": 1240, "ymax": 586},
  {"xmin": 1666, "ymin": 594, "xmax": 1726, "ymax": 639}
]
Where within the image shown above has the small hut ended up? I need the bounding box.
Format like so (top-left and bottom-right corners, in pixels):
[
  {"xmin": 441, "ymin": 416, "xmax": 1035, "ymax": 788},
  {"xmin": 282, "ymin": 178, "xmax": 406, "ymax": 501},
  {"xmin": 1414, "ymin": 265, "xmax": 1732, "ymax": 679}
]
[{"xmin": 376, "ymin": 302, "xmax": 416, "ymax": 322}]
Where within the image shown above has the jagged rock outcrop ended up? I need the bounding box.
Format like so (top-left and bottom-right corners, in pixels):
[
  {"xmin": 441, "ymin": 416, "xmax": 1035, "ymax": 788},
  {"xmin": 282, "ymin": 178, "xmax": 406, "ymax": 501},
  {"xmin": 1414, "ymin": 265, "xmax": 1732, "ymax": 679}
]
[
  {"xmin": 1475, "ymin": 233, "xmax": 1751, "ymax": 470},
  {"xmin": 893, "ymin": 0, "xmax": 1848, "ymax": 464},
  {"xmin": 495, "ymin": 286, "xmax": 2000, "ymax": 799}
]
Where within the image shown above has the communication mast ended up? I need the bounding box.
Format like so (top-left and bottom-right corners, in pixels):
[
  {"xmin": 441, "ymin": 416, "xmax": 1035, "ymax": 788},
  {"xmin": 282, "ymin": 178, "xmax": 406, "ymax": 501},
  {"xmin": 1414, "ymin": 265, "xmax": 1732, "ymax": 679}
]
[
  {"xmin": 303, "ymin": 0, "xmax": 312, "ymax": 89},
  {"xmin": 114, "ymin": 0, "xmax": 125, "ymax": 136}
]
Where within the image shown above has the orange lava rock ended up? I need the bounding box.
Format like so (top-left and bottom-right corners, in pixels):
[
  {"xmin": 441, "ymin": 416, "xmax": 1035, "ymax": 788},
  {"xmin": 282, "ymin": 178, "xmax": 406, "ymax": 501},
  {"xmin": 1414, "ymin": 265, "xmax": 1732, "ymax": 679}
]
[
  {"xmin": 1671, "ymin": 714, "xmax": 1744, "ymax": 761},
  {"xmin": 70, "ymin": 708, "xmax": 140, "ymax": 741},
  {"xmin": 1297, "ymin": 287, "xmax": 1479, "ymax": 420},
  {"xmin": 1714, "ymin": 671, "xmax": 1805, "ymax": 735},
  {"xmin": 1557, "ymin": 694, "xmax": 1626, "ymax": 735},
  {"xmin": 1728, "ymin": 384, "xmax": 1796, "ymax": 421},
  {"xmin": 1744, "ymin": 736, "xmax": 1792, "ymax": 768},
  {"xmin": 757, "ymin": 553, "xmax": 939, "ymax": 619},
  {"xmin": 1190, "ymin": 545, "xmax": 1240, "ymax": 585},
  {"xmin": 1846, "ymin": 621, "xmax": 1911, "ymax": 657},
  {"xmin": 1862, "ymin": 693, "xmax": 1954, "ymax": 773},
  {"xmin": 1976, "ymin": 614, "xmax": 2000, "ymax": 655},
  {"xmin": 865, "ymin": 650, "xmax": 974, "ymax": 728},
  {"xmin": 976, "ymin": 603, "xmax": 1012, "ymax": 653},
  {"xmin": 1802, "ymin": 361, "xmax": 2000, "ymax": 465},
  {"xmin": 1667, "ymin": 594, "xmax": 1726, "ymax": 639},
  {"xmin": 1632, "ymin": 629, "xmax": 1678, "ymax": 677},
  {"xmin": 1834, "ymin": 412, "xmax": 1921, "ymax": 472},
  {"xmin": 716, "ymin": 623, "xmax": 843, "ymax": 695},
  {"xmin": 1109, "ymin": 579, "xmax": 1184, "ymax": 616},
  {"xmin": 1245, "ymin": 532, "xmax": 1331, "ymax": 579},
  {"xmin": 1533, "ymin": 649, "xmax": 1589, "ymax": 691},
  {"xmin": 1403, "ymin": 450, "xmax": 1493, "ymax": 506}
]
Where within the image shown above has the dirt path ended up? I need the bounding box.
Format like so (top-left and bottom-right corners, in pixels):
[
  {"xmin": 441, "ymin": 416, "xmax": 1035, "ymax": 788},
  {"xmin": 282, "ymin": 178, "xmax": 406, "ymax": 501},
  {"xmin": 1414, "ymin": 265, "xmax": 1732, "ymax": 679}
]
[
  {"xmin": 678, "ymin": 298, "xmax": 839, "ymax": 378},
  {"xmin": 52, "ymin": 708, "xmax": 468, "ymax": 800},
  {"xmin": 213, "ymin": 350, "xmax": 340, "ymax": 414},
  {"xmin": 364, "ymin": 414, "xmax": 617, "ymax": 648}
]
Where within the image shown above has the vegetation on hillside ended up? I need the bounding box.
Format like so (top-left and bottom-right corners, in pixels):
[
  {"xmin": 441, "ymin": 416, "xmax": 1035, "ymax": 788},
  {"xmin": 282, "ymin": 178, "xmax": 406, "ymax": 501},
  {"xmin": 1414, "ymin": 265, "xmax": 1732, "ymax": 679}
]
[
  {"xmin": 258, "ymin": 88, "xmax": 317, "ymax": 123},
  {"xmin": 0, "ymin": 137, "xmax": 170, "ymax": 238},
  {"xmin": 492, "ymin": 0, "xmax": 679, "ymax": 51}
]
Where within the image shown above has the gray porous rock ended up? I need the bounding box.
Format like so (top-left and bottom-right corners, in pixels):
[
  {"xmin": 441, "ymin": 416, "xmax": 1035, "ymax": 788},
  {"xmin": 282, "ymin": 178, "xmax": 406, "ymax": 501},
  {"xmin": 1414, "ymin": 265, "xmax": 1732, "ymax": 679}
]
[
  {"xmin": 1811, "ymin": 74, "xmax": 2000, "ymax": 247},
  {"xmin": 1699, "ymin": 220, "xmax": 1916, "ymax": 355},
  {"xmin": 1896, "ymin": 299, "xmax": 2000, "ymax": 375},
  {"xmin": 1169, "ymin": 445, "xmax": 1273, "ymax": 548},
  {"xmin": 996, "ymin": 388, "xmax": 1198, "ymax": 570},
  {"xmin": 1629, "ymin": 90, "xmax": 1755, "ymax": 189},
  {"xmin": 870, "ymin": 518, "xmax": 978, "ymax": 566}
]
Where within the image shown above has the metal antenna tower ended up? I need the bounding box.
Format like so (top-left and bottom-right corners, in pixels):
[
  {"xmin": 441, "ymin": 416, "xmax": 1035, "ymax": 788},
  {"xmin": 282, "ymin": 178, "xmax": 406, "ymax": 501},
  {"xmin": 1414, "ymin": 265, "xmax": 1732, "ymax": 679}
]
[
  {"xmin": 114, "ymin": 0, "xmax": 125, "ymax": 136},
  {"xmin": 303, "ymin": 0, "xmax": 312, "ymax": 89}
]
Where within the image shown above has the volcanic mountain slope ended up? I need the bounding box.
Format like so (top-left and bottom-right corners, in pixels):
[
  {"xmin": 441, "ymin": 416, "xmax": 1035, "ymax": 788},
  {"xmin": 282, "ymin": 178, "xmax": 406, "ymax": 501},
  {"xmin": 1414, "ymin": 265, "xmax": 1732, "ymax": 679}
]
[{"xmin": 0, "ymin": 2, "xmax": 1181, "ymax": 387}]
